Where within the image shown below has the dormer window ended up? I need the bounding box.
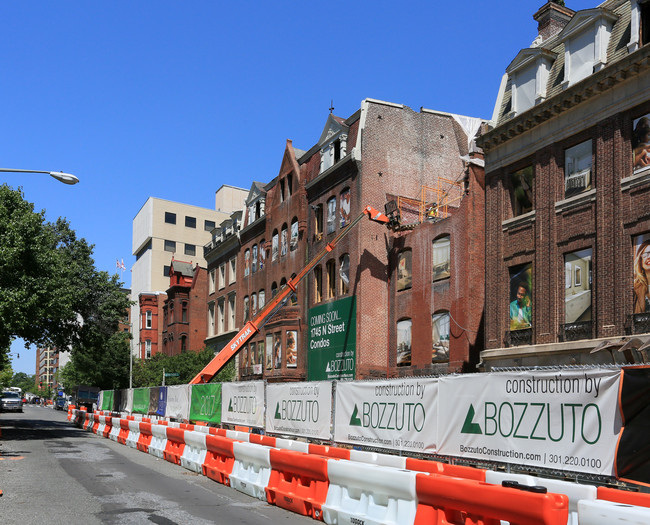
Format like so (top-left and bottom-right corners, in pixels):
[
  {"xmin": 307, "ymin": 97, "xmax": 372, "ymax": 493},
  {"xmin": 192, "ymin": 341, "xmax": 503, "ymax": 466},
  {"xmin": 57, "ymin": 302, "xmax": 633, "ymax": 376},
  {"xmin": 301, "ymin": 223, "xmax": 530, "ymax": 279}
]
[
  {"xmin": 629, "ymin": 0, "xmax": 650, "ymax": 52},
  {"xmin": 320, "ymin": 134, "xmax": 348, "ymax": 173},
  {"xmin": 507, "ymin": 48, "xmax": 556, "ymax": 116},
  {"xmin": 280, "ymin": 179, "xmax": 285, "ymax": 202},
  {"xmin": 560, "ymin": 9, "xmax": 618, "ymax": 87}
]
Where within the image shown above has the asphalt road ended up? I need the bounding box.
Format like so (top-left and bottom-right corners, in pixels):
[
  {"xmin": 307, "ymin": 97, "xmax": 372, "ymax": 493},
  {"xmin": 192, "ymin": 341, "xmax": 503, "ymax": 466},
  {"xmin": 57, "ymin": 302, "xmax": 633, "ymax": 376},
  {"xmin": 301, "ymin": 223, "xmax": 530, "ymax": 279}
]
[{"xmin": 0, "ymin": 405, "xmax": 312, "ymax": 524}]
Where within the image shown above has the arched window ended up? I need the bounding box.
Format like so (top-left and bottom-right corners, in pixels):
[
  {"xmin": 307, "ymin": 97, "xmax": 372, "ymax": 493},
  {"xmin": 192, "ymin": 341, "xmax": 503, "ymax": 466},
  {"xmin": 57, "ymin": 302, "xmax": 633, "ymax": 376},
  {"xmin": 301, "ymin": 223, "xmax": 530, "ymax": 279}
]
[
  {"xmin": 259, "ymin": 239, "xmax": 266, "ymax": 270},
  {"xmin": 396, "ymin": 318, "xmax": 412, "ymax": 367},
  {"xmin": 258, "ymin": 289, "xmax": 265, "ymax": 310},
  {"xmin": 243, "ymin": 296, "xmax": 250, "ymax": 322},
  {"xmin": 272, "ymin": 230, "xmax": 279, "ymax": 261},
  {"xmin": 339, "ymin": 254, "xmax": 350, "ymax": 295},
  {"xmin": 251, "ymin": 293, "xmax": 257, "ymax": 317},
  {"xmin": 145, "ymin": 310, "xmax": 152, "ymax": 329},
  {"xmin": 252, "ymin": 244, "xmax": 258, "ymax": 273},
  {"xmin": 281, "ymin": 224, "xmax": 288, "ymax": 257},
  {"xmin": 327, "ymin": 197, "xmax": 336, "ymax": 234},
  {"xmin": 290, "ymin": 217, "xmax": 299, "ymax": 251},
  {"xmin": 432, "ymin": 311, "xmax": 450, "ymax": 363},
  {"xmin": 326, "ymin": 259, "xmax": 336, "ymax": 299},
  {"xmin": 180, "ymin": 335, "xmax": 187, "ymax": 353},
  {"xmin": 397, "ymin": 250, "xmax": 412, "ymax": 291},
  {"xmin": 432, "ymin": 236, "xmax": 451, "ymax": 281},
  {"xmin": 244, "ymin": 249, "xmax": 251, "ymax": 277},
  {"xmin": 271, "ymin": 282, "xmax": 278, "ymax": 298},
  {"xmin": 181, "ymin": 302, "xmax": 188, "ymax": 323},
  {"xmin": 340, "ymin": 188, "xmax": 351, "ymax": 228}
]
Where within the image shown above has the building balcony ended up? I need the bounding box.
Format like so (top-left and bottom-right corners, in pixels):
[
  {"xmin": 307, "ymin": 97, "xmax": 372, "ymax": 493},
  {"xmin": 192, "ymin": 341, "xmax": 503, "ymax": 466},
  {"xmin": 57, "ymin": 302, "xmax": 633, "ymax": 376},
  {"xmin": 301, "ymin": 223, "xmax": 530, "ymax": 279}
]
[
  {"xmin": 560, "ymin": 321, "xmax": 593, "ymax": 342},
  {"xmin": 627, "ymin": 314, "xmax": 650, "ymax": 335},
  {"xmin": 505, "ymin": 328, "xmax": 532, "ymax": 347}
]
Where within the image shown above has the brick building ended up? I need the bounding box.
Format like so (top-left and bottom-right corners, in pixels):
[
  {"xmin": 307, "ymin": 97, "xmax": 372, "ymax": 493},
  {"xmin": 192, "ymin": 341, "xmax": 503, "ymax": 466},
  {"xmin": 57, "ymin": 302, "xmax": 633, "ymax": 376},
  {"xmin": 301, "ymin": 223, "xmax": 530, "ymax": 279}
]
[
  {"xmin": 161, "ymin": 260, "xmax": 208, "ymax": 356},
  {"xmin": 204, "ymin": 99, "xmax": 485, "ymax": 381},
  {"xmin": 138, "ymin": 292, "xmax": 166, "ymax": 359},
  {"xmin": 478, "ymin": 0, "xmax": 650, "ymax": 368}
]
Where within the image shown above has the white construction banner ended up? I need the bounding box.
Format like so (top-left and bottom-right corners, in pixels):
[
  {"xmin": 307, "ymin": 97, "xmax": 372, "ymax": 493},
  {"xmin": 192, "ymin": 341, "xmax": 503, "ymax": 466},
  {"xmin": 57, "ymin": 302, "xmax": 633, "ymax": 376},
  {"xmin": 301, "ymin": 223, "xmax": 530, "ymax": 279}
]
[
  {"xmin": 166, "ymin": 384, "xmax": 191, "ymax": 420},
  {"xmin": 334, "ymin": 377, "xmax": 439, "ymax": 454},
  {"xmin": 266, "ymin": 381, "xmax": 332, "ymax": 440},
  {"xmin": 221, "ymin": 380, "xmax": 265, "ymax": 428},
  {"xmin": 437, "ymin": 369, "xmax": 622, "ymax": 476}
]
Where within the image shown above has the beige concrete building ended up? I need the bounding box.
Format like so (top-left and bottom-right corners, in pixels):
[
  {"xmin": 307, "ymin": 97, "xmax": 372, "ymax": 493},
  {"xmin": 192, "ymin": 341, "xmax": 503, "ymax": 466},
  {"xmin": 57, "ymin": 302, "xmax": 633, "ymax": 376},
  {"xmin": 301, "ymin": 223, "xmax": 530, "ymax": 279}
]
[{"xmin": 131, "ymin": 185, "xmax": 248, "ymax": 358}]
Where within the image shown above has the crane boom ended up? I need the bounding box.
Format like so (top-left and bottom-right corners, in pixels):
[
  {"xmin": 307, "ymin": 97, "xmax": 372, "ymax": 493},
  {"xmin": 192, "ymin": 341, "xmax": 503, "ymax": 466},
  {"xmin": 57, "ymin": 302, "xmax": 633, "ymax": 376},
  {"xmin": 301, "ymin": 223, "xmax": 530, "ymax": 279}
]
[{"xmin": 190, "ymin": 205, "xmax": 390, "ymax": 384}]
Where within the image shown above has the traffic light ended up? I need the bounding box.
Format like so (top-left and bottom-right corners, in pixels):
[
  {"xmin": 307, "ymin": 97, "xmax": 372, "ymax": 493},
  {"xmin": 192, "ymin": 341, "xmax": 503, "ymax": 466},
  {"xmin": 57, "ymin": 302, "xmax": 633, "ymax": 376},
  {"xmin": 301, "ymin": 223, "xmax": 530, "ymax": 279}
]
[{"xmin": 39, "ymin": 381, "xmax": 43, "ymax": 388}]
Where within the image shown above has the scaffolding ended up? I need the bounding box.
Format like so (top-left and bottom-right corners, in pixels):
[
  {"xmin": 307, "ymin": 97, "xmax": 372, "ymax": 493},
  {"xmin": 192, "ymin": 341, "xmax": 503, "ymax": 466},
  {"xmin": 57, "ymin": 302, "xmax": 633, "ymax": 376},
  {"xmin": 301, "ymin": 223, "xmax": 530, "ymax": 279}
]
[{"xmin": 396, "ymin": 177, "xmax": 465, "ymax": 225}]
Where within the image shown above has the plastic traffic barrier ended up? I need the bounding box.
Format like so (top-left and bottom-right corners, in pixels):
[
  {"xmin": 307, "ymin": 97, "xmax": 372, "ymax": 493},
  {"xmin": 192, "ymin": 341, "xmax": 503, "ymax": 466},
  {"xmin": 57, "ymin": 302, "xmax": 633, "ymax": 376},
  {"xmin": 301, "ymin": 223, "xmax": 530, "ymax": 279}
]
[
  {"xmin": 413, "ymin": 473, "xmax": 568, "ymax": 525},
  {"xmin": 350, "ymin": 449, "xmax": 407, "ymax": 469},
  {"xmin": 597, "ymin": 486, "xmax": 650, "ymax": 508},
  {"xmin": 83, "ymin": 413, "xmax": 93, "ymax": 431},
  {"xmin": 90, "ymin": 414, "xmax": 100, "ymax": 434},
  {"xmin": 275, "ymin": 438, "xmax": 309, "ymax": 453},
  {"xmin": 148, "ymin": 423, "xmax": 168, "ymax": 459},
  {"xmin": 125, "ymin": 420, "xmax": 141, "ymax": 449},
  {"xmin": 108, "ymin": 419, "xmax": 122, "ymax": 442},
  {"xmin": 163, "ymin": 427, "xmax": 186, "ymax": 465},
  {"xmin": 229, "ymin": 441, "xmax": 273, "ymax": 500},
  {"xmin": 322, "ymin": 459, "xmax": 418, "ymax": 525},
  {"xmin": 265, "ymin": 448, "xmax": 329, "ymax": 520},
  {"xmin": 117, "ymin": 419, "xmax": 130, "ymax": 445},
  {"xmin": 225, "ymin": 430, "xmax": 250, "ymax": 442},
  {"xmin": 309, "ymin": 444, "xmax": 351, "ymax": 460},
  {"xmin": 485, "ymin": 471, "xmax": 596, "ymax": 525},
  {"xmin": 578, "ymin": 499, "xmax": 650, "ymax": 524},
  {"xmin": 405, "ymin": 458, "xmax": 486, "ymax": 482},
  {"xmin": 203, "ymin": 434, "xmax": 236, "ymax": 485},
  {"xmin": 180, "ymin": 431, "xmax": 207, "ymax": 474},
  {"xmin": 249, "ymin": 434, "xmax": 277, "ymax": 447},
  {"xmin": 137, "ymin": 422, "xmax": 153, "ymax": 453}
]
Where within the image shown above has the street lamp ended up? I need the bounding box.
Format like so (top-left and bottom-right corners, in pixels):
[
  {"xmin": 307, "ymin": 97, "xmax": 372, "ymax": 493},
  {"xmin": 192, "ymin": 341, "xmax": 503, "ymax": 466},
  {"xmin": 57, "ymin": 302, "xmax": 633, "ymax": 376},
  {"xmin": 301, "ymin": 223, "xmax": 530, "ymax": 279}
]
[{"xmin": 0, "ymin": 168, "xmax": 79, "ymax": 185}]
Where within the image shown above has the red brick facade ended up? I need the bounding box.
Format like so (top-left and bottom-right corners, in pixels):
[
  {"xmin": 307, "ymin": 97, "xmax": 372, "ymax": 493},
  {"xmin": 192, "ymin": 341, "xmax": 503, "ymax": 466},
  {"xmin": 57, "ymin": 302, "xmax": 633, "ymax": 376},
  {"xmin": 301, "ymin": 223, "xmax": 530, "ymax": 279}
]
[{"xmin": 138, "ymin": 292, "xmax": 166, "ymax": 359}]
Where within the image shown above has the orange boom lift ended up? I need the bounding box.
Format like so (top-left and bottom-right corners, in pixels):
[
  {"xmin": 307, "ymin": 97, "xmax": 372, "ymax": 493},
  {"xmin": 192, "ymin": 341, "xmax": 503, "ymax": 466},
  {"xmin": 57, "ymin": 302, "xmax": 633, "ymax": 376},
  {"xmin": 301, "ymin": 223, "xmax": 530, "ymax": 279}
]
[{"xmin": 190, "ymin": 205, "xmax": 391, "ymax": 384}]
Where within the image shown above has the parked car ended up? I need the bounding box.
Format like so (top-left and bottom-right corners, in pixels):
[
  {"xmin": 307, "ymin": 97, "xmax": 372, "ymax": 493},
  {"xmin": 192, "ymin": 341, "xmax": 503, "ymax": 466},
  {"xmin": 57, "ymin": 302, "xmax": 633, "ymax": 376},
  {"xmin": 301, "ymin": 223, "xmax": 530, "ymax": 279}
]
[
  {"xmin": 1, "ymin": 392, "xmax": 24, "ymax": 412},
  {"xmin": 55, "ymin": 397, "xmax": 66, "ymax": 410}
]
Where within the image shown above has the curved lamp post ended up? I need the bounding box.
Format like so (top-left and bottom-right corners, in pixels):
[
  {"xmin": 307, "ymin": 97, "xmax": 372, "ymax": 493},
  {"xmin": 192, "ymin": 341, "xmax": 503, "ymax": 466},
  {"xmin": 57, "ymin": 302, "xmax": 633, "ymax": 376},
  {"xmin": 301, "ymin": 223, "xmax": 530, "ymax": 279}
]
[{"xmin": 0, "ymin": 168, "xmax": 79, "ymax": 185}]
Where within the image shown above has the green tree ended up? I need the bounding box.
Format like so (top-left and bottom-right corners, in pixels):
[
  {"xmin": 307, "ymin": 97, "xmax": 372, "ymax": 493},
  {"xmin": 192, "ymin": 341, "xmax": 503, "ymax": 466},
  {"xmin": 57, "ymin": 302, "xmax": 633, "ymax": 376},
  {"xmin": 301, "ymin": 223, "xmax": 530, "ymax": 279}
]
[
  {"xmin": 11, "ymin": 372, "xmax": 36, "ymax": 393},
  {"xmin": 0, "ymin": 367, "xmax": 13, "ymax": 390},
  {"xmin": 0, "ymin": 185, "xmax": 132, "ymax": 385}
]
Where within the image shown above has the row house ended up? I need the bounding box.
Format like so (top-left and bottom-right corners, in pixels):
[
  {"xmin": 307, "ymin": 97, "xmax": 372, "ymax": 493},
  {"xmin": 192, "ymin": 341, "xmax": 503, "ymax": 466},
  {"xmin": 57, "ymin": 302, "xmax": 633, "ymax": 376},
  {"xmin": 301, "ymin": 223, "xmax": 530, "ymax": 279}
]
[
  {"xmin": 203, "ymin": 98, "xmax": 485, "ymax": 381},
  {"xmin": 478, "ymin": 0, "xmax": 650, "ymax": 367}
]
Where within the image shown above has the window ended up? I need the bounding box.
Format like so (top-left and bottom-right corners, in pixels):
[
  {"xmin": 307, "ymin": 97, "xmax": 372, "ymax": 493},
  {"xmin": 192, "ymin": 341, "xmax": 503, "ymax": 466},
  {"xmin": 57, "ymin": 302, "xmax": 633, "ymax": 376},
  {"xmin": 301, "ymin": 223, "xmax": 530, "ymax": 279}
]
[
  {"xmin": 340, "ymin": 188, "xmax": 351, "ymax": 228},
  {"xmin": 280, "ymin": 179, "xmax": 285, "ymax": 202},
  {"xmin": 169, "ymin": 302, "xmax": 174, "ymax": 324},
  {"xmin": 165, "ymin": 212, "xmax": 176, "ymax": 224},
  {"xmin": 145, "ymin": 310, "xmax": 152, "ymax": 329},
  {"xmin": 281, "ymin": 225, "xmax": 288, "ymax": 257},
  {"xmin": 180, "ymin": 335, "xmax": 187, "ymax": 352},
  {"xmin": 287, "ymin": 175, "xmax": 293, "ymax": 196},
  {"xmin": 218, "ymin": 264, "xmax": 225, "ymax": 289},
  {"xmin": 163, "ymin": 265, "xmax": 171, "ymax": 277},
  {"xmin": 564, "ymin": 249, "xmax": 592, "ymax": 324},
  {"xmin": 204, "ymin": 220, "xmax": 215, "ymax": 232},
  {"xmin": 314, "ymin": 204, "xmax": 323, "ymax": 239},
  {"xmin": 259, "ymin": 239, "xmax": 266, "ymax": 270},
  {"xmin": 509, "ymin": 166, "xmax": 534, "ymax": 216},
  {"xmin": 145, "ymin": 340, "xmax": 152, "ymax": 359},
  {"xmin": 272, "ymin": 230, "xmax": 279, "ymax": 261},
  {"xmin": 432, "ymin": 236, "xmax": 451, "ymax": 281},
  {"xmin": 274, "ymin": 332, "xmax": 282, "ymax": 369},
  {"xmin": 286, "ymin": 330, "xmax": 297, "ymax": 368},
  {"xmin": 248, "ymin": 203, "xmax": 256, "ymax": 225},
  {"xmin": 564, "ymin": 140, "xmax": 592, "ymax": 198},
  {"xmin": 181, "ymin": 302, "xmax": 188, "ymax": 323},
  {"xmin": 314, "ymin": 266, "xmax": 322, "ymax": 303},
  {"xmin": 326, "ymin": 259, "xmax": 336, "ymax": 299},
  {"xmin": 396, "ymin": 319, "xmax": 412, "ymax": 367},
  {"xmin": 184, "ymin": 243, "xmax": 196, "ymax": 256},
  {"xmin": 432, "ymin": 312, "xmax": 450, "ymax": 363},
  {"xmin": 228, "ymin": 295, "xmax": 236, "ymax": 330},
  {"xmin": 217, "ymin": 299, "xmax": 225, "ymax": 334},
  {"xmin": 244, "ymin": 249, "xmax": 250, "ymax": 277},
  {"xmin": 243, "ymin": 296, "xmax": 249, "ymax": 322},
  {"xmin": 185, "ymin": 216, "xmax": 196, "ymax": 228},
  {"xmin": 208, "ymin": 302, "xmax": 215, "ymax": 336},
  {"xmin": 633, "ymin": 113, "xmax": 650, "ymax": 173},
  {"xmin": 258, "ymin": 289, "xmax": 265, "ymax": 310},
  {"xmin": 271, "ymin": 282, "xmax": 278, "ymax": 298},
  {"xmin": 251, "ymin": 293, "xmax": 257, "ymax": 317},
  {"xmin": 229, "ymin": 257, "xmax": 236, "ymax": 283},
  {"xmin": 397, "ymin": 250, "xmax": 412, "ymax": 291},
  {"xmin": 290, "ymin": 218, "xmax": 299, "ymax": 251},
  {"xmin": 509, "ymin": 263, "xmax": 533, "ymax": 331},
  {"xmin": 265, "ymin": 333, "xmax": 273, "ymax": 370},
  {"xmin": 643, "ymin": 2, "xmax": 650, "ymax": 46},
  {"xmin": 252, "ymin": 245, "xmax": 258, "ymax": 273},
  {"xmin": 164, "ymin": 240, "xmax": 176, "ymax": 252},
  {"xmin": 339, "ymin": 254, "xmax": 350, "ymax": 295},
  {"xmin": 327, "ymin": 197, "xmax": 336, "ymax": 234},
  {"xmin": 209, "ymin": 269, "xmax": 216, "ymax": 294}
]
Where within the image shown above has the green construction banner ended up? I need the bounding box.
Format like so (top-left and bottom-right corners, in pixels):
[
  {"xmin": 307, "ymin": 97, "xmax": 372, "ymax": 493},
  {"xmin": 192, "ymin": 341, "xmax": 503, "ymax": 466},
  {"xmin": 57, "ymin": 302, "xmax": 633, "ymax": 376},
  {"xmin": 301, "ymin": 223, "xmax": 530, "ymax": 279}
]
[
  {"xmin": 308, "ymin": 296, "xmax": 356, "ymax": 381},
  {"xmin": 189, "ymin": 383, "xmax": 222, "ymax": 424},
  {"xmin": 132, "ymin": 388, "xmax": 150, "ymax": 414},
  {"xmin": 101, "ymin": 390, "xmax": 114, "ymax": 411}
]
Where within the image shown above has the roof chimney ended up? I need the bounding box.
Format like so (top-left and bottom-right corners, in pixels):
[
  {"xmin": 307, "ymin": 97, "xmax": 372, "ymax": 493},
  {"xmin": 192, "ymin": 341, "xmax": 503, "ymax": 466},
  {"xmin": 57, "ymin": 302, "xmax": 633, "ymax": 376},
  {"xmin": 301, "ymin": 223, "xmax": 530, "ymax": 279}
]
[{"xmin": 533, "ymin": 1, "xmax": 575, "ymax": 43}]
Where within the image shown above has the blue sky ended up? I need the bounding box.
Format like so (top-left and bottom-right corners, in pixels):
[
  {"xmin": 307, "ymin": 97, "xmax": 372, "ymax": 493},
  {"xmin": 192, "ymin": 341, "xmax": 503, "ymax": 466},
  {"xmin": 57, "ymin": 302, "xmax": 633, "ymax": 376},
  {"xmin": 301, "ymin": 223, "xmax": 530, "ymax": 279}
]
[{"xmin": 3, "ymin": 1, "xmax": 596, "ymax": 375}]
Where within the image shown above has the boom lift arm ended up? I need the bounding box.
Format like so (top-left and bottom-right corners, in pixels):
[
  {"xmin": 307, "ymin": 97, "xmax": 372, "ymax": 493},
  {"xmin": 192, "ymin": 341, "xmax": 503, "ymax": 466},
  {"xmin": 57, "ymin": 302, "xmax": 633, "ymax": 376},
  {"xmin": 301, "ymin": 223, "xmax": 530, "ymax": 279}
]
[{"xmin": 190, "ymin": 205, "xmax": 390, "ymax": 384}]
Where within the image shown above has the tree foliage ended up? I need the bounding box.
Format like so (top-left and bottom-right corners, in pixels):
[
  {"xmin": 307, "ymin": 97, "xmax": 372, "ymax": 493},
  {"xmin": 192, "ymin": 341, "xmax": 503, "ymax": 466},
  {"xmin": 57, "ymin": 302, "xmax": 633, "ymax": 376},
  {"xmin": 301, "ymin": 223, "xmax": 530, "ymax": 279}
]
[
  {"xmin": 10, "ymin": 372, "xmax": 36, "ymax": 394},
  {"xmin": 0, "ymin": 185, "xmax": 131, "ymax": 384},
  {"xmin": 132, "ymin": 347, "xmax": 236, "ymax": 387}
]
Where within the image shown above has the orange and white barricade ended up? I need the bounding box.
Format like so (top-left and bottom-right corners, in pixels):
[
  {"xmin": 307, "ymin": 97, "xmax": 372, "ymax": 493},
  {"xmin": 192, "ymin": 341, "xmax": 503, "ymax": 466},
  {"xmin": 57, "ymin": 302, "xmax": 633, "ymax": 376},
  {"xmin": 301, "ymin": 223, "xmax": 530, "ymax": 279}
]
[{"xmin": 229, "ymin": 441, "xmax": 272, "ymax": 500}]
